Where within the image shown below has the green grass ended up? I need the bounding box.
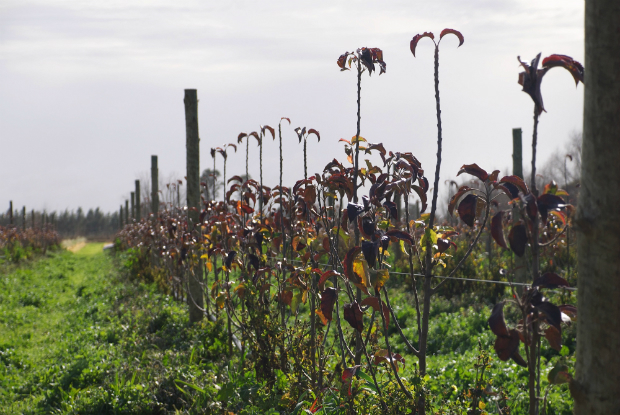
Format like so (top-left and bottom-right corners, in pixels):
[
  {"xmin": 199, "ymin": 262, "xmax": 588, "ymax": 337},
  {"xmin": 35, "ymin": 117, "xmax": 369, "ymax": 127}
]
[
  {"xmin": 0, "ymin": 246, "xmax": 575, "ymax": 414},
  {"xmin": 0, "ymin": 244, "xmax": 231, "ymax": 414}
]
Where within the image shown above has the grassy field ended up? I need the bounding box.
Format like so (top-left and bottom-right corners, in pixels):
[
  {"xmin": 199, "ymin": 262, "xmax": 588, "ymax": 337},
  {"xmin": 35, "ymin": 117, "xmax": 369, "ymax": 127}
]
[{"xmin": 0, "ymin": 245, "xmax": 574, "ymax": 414}]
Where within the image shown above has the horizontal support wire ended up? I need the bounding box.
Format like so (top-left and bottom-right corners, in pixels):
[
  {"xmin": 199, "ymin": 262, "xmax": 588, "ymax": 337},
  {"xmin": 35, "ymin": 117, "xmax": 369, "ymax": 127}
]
[{"xmin": 264, "ymin": 255, "xmax": 577, "ymax": 292}]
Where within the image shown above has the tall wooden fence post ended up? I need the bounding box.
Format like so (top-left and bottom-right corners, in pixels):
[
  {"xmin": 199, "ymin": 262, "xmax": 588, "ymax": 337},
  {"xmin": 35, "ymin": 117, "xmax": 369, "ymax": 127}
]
[
  {"xmin": 125, "ymin": 200, "xmax": 129, "ymax": 225},
  {"xmin": 135, "ymin": 180, "xmax": 141, "ymax": 221},
  {"xmin": 9, "ymin": 201, "xmax": 13, "ymax": 226},
  {"xmin": 184, "ymin": 89, "xmax": 205, "ymax": 324},
  {"xmin": 119, "ymin": 205, "xmax": 123, "ymax": 230},
  {"xmin": 31, "ymin": 209, "xmax": 35, "ymax": 228},
  {"xmin": 512, "ymin": 128, "xmax": 526, "ymax": 291},
  {"xmin": 131, "ymin": 192, "xmax": 135, "ymax": 221},
  {"xmin": 22, "ymin": 206, "xmax": 26, "ymax": 230},
  {"xmin": 151, "ymin": 155, "xmax": 159, "ymax": 217}
]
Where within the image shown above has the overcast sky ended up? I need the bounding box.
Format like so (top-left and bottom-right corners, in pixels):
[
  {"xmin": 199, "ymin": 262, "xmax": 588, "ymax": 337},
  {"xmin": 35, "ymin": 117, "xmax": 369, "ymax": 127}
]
[{"xmin": 1, "ymin": 0, "xmax": 584, "ymax": 214}]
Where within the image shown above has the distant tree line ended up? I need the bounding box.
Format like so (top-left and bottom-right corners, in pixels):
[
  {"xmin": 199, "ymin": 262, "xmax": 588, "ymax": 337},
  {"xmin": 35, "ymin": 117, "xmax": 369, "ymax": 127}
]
[{"xmin": 0, "ymin": 207, "xmax": 119, "ymax": 240}]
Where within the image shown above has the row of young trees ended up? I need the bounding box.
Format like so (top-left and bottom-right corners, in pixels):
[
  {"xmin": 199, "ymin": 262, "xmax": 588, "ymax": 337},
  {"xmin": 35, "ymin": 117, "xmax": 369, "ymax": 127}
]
[{"xmin": 110, "ymin": 26, "xmax": 600, "ymax": 414}]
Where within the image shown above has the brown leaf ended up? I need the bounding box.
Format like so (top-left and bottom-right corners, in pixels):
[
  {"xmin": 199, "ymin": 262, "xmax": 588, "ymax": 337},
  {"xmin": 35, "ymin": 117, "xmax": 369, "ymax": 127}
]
[
  {"xmin": 542, "ymin": 54, "xmax": 584, "ymax": 86},
  {"xmin": 411, "ymin": 185, "xmax": 428, "ymax": 213},
  {"xmin": 491, "ymin": 211, "xmax": 508, "ymax": 249},
  {"xmin": 448, "ymin": 186, "xmax": 473, "ymax": 216},
  {"xmin": 320, "ymin": 287, "xmax": 338, "ymax": 322},
  {"xmin": 410, "ymin": 32, "xmax": 435, "ymax": 57},
  {"xmin": 457, "ymin": 194, "xmax": 478, "ymax": 227},
  {"xmin": 494, "ymin": 329, "xmax": 520, "ymax": 361},
  {"xmin": 508, "ymin": 223, "xmax": 527, "ymax": 257},
  {"xmin": 385, "ymin": 229, "xmax": 414, "ymax": 245},
  {"xmin": 279, "ymin": 290, "xmax": 293, "ymax": 306},
  {"xmin": 318, "ymin": 270, "xmax": 339, "ymax": 289},
  {"xmin": 343, "ymin": 246, "xmax": 362, "ymax": 282},
  {"xmin": 488, "ymin": 302, "xmax": 509, "ymax": 337},
  {"xmin": 499, "ymin": 175, "xmax": 529, "ymax": 195},
  {"xmin": 533, "ymin": 272, "xmax": 570, "ymax": 289},
  {"xmin": 545, "ymin": 326, "xmax": 562, "ymax": 351},
  {"xmin": 344, "ymin": 301, "xmax": 364, "ymax": 332},
  {"xmin": 308, "ymin": 128, "xmax": 320, "ymax": 142},
  {"xmin": 457, "ymin": 163, "xmax": 489, "ymax": 182},
  {"xmin": 439, "ymin": 28, "xmax": 464, "ymax": 47}
]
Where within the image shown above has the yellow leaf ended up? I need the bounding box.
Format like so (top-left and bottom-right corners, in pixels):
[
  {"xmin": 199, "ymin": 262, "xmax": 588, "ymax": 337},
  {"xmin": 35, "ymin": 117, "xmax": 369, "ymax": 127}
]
[
  {"xmin": 352, "ymin": 259, "xmax": 370, "ymax": 295},
  {"xmin": 200, "ymin": 254, "xmax": 209, "ymax": 259},
  {"xmin": 479, "ymin": 401, "xmax": 486, "ymax": 410},
  {"xmin": 206, "ymin": 261, "xmax": 213, "ymax": 272},
  {"xmin": 370, "ymin": 269, "xmax": 389, "ymax": 291}
]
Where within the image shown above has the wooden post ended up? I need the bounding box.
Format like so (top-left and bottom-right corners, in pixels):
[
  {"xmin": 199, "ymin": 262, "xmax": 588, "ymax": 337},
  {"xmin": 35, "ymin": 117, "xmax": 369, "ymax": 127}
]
[
  {"xmin": 31, "ymin": 209, "xmax": 35, "ymax": 228},
  {"xmin": 135, "ymin": 180, "xmax": 141, "ymax": 221},
  {"xmin": 151, "ymin": 155, "xmax": 159, "ymax": 217},
  {"xmin": 512, "ymin": 128, "xmax": 523, "ymax": 179},
  {"xmin": 512, "ymin": 128, "xmax": 526, "ymax": 290},
  {"xmin": 9, "ymin": 201, "xmax": 13, "ymax": 226},
  {"xmin": 184, "ymin": 88, "xmax": 204, "ymax": 324},
  {"xmin": 125, "ymin": 200, "xmax": 129, "ymax": 225},
  {"xmin": 130, "ymin": 191, "xmax": 135, "ymax": 220},
  {"xmin": 119, "ymin": 205, "xmax": 123, "ymax": 229},
  {"xmin": 22, "ymin": 206, "xmax": 26, "ymax": 231}
]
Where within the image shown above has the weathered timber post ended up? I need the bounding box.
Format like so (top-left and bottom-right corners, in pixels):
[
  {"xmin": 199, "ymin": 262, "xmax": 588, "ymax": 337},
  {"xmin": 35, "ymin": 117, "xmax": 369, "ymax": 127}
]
[
  {"xmin": 22, "ymin": 206, "xmax": 26, "ymax": 231},
  {"xmin": 125, "ymin": 200, "xmax": 129, "ymax": 225},
  {"xmin": 151, "ymin": 155, "xmax": 159, "ymax": 217},
  {"xmin": 9, "ymin": 201, "xmax": 13, "ymax": 226},
  {"xmin": 31, "ymin": 209, "xmax": 35, "ymax": 228},
  {"xmin": 135, "ymin": 180, "xmax": 141, "ymax": 221},
  {"xmin": 130, "ymin": 192, "xmax": 135, "ymax": 221},
  {"xmin": 574, "ymin": 1, "xmax": 620, "ymax": 411},
  {"xmin": 119, "ymin": 205, "xmax": 123, "ymax": 229},
  {"xmin": 184, "ymin": 89, "xmax": 204, "ymax": 324},
  {"xmin": 512, "ymin": 128, "xmax": 526, "ymax": 291}
]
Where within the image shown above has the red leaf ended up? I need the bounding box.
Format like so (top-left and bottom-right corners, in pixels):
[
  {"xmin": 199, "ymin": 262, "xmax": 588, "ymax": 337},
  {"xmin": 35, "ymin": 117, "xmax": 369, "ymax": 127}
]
[
  {"xmin": 508, "ymin": 223, "xmax": 527, "ymax": 257},
  {"xmin": 411, "ymin": 185, "xmax": 428, "ymax": 213},
  {"xmin": 410, "ymin": 32, "xmax": 434, "ymax": 57},
  {"xmin": 361, "ymin": 296, "xmax": 390, "ymax": 328},
  {"xmin": 318, "ymin": 270, "xmax": 339, "ymax": 288},
  {"xmin": 457, "ymin": 163, "xmax": 489, "ymax": 182},
  {"xmin": 511, "ymin": 352, "xmax": 528, "ymax": 367},
  {"xmin": 533, "ymin": 272, "xmax": 570, "ymax": 289},
  {"xmin": 488, "ymin": 302, "xmax": 509, "ymax": 337},
  {"xmin": 448, "ymin": 186, "xmax": 474, "ymax": 216},
  {"xmin": 499, "ymin": 175, "xmax": 529, "ymax": 195},
  {"xmin": 494, "ymin": 329, "xmax": 520, "ymax": 361},
  {"xmin": 237, "ymin": 132, "xmax": 247, "ymax": 143},
  {"xmin": 491, "ymin": 211, "xmax": 508, "ymax": 249},
  {"xmin": 385, "ymin": 229, "xmax": 414, "ymax": 245},
  {"xmin": 457, "ymin": 194, "xmax": 478, "ymax": 227},
  {"xmin": 279, "ymin": 290, "xmax": 293, "ymax": 306},
  {"xmin": 261, "ymin": 125, "xmax": 275, "ymax": 140},
  {"xmin": 559, "ymin": 304, "xmax": 577, "ymax": 321},
  {"xmin": 545, "ymin": 326, "xmax": 562, "ymax": 351},
  {"xmin": 280, "ymin": 117, "xmax": 291, "ymax": 125},
  {"xmin": 343, "ymin": 246, "xmax": 362, "ymax": 282},
  {"xmin": 337, "ymin": 52, "xmax": 351, "ymax": 71},
  {"xmin": 439, "ymin": 28, "xmax": 464, "ymax": 47},
  {"xmin": 342, "ymin": 365, "xmax": 360, "ymax": 381},
  {"xmin": 343, "ymin": 301, "xmax": 364, "ymax": 333},
  {"xmin": 367, "ymin": 143, "xmax": 386, "ymax": 156},
  {"xmin": 320, "ymin": 287, "xmax": 338, "ymax": 322},
  {"xmin": 308, "ymin": 128, "xmax": 320, "ymax": 142},
  {"xmin": 542, "ymin": 54, "xmax": 584, "ymax": 86}
]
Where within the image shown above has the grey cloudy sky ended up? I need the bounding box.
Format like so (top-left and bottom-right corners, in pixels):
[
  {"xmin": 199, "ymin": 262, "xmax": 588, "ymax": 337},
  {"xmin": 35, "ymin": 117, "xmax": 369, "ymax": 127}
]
[{"xmin": 1, "ymin": 0, "xmax": 584, "ymax": 213}]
